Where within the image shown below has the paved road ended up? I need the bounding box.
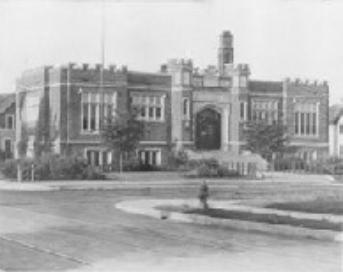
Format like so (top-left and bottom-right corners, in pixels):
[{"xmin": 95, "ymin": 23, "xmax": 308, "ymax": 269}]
[{"xmin": 0, "ymin": 185, "xmax": 341, "ymax": 272}]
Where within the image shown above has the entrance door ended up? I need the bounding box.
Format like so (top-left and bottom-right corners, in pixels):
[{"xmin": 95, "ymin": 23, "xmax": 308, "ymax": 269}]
[{"xmin": 195, "ymin": 108, "xmax": 221, "ymax": 150}]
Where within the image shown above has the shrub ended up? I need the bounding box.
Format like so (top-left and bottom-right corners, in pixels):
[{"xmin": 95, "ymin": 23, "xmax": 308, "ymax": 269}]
[
  {"xmin": 197, "ymin": 164, "xmax": 217, "ymax": 177},
  {"xmin": 167, "ymin": 149, "xmax": 189, "ymax": 171},
  {"xmin": 188, "ymin": 158, "xmax": 219, "ymax": 169},
  {"xmin": 1, "ymin": 154, "xmax": 105, "ymax": 181},
  {"xmin": 217, "ymin": 165, "xmax": 240, "ymax": 177},
  {"xmin": 273, "ymin": 156, "xmax": 343, "ymax": 174},
  {"xmin": 273, "ymin": 157, "xmax": 306, "ymax": 171},
  {"xmin": 191, "ymin": 159, "xmax": 240, "ymax": 178},
  {"xmin": 122, "ymin": 156, "xmax": 138, "ymax": 171},
  {"xmin": 1, "ymin": 159, "xmax": 21, "ymax": 179}
]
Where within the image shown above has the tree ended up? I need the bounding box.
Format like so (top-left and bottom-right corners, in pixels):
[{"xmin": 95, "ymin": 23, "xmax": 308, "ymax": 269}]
[
  {"xmin": 243, "ymin": 121, "xmax": 293, "ymax": 162},
  {"xmin": 101, "ymin": 110, "xmax": 144, "ymax": 172}
]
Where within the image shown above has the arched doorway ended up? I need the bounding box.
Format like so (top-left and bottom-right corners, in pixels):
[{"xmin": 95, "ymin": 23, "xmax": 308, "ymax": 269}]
[{"xmin": 195, "ymin": 108, "xmax": 221, "ymax": 150}]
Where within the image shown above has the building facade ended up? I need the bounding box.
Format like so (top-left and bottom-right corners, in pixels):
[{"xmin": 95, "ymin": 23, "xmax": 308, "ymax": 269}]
[
  {"xmin": 0, "ymin": 94, "xmax": 15, "ymax": 160},
  {"xmin": 15, "ymin": 31, "xmax": 329, "ymax": 168},
  {"xmin": 329, "ymin": 105, "xmax": 343, "ymax": 157},
  {"xmin": 247, "ymin": 78, "xmax": 329, "ymax": 160}
]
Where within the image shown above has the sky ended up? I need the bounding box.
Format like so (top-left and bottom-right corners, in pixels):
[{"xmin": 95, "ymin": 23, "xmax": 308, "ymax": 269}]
[{"xmin": 0, "ymin": 0, "xmax": 342, "ymax": 104}]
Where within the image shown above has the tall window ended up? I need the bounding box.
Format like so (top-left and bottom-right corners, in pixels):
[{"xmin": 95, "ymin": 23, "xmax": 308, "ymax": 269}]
[
  {"xmin": 240, "ymin": 102, "xmax": 247, "ymax": 121},
  {"xmin": 4, "ymin": 139, "xmax": 12, "ymax": 159},
  {"xmin": 251, "ymin": 99, "xmax": 279, "ymax": 124},
  {"xmin": 131, "ymin": 94, "xmax": 165, "ymax": 122},
  {"xmin": 5, "ymin": 114, "xmax": 14, "ymax": 129},
  {"xmin": 82, "ymin": 91, "xmax": 116, "ymax": 133},
  {"xmin": 183, "ymin": 98, "xmax": 190, "ymax": 119},
  {"xmin": 183, "ymin": 72, "xmax": 191, "ymax": 85},
  {"xmin": 86, "ymin": 149, "xmax": 112, "ymax": 167},
  {"xmin": 138, "ymin": 149, "xmax": 161, "ymax": 166},
  {"xmin": 294, "ymin": 102, "xmax": 318, "ymax": 137}
]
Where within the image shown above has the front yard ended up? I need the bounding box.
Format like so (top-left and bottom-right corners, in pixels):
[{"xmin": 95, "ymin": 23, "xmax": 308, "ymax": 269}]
[{"xmin": 265, "ymin": 198, "xmax": 343, "ymax": 215}]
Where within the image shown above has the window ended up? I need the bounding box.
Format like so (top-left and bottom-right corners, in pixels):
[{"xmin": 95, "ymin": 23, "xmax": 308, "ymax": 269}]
[
  {"xmin": 294, "ymin": 102, "xmax": 318, "ymax": 137},
  {"xmin": 138, "ymin": 149, "xmax": 161, "ymax": 166},
  {"xmin": 251, "ymin": 99, "xmax": 278, "ymax": 124},
  {"xmin": 83, "ymin": 103, "xmax": 89, "ymax": 130},
  {"xmin": 156, "ymin": 107, "xmax": 161, "ymax": 119},
  {"xmin": 86, "ymin": 149, "xmax": 112, "ymax": 167},
  {"xmin": 183, "ymin": 98, "xmax": 190, "ymax": 119},
  {"xmin": 295, "ymin": 112, "xmax": 299, "ymax": 134},
  {"xmin": 183, "ymin": 72, "xmax": 190, "ymax": 85},
  {"xmin": 149, "ymin": 107, "xmax": 154, "ymax": 118},
  {"xmin": 4, "ymin": 139, "xmax": 12, "ymax": 159},
  {"xmin": 5, "ymin": 115, "xmax": 14, "ymax": 129},
  {"xmin": 81, "ymin": 92, "xmax": 116, "ymax": 133},
  {"xmin": 240, "ymin": 76, "xmax": 247, "ymax": 87},
  {"xmin": 240, "ymin": 102, "xmax": 245, "ymax": 120},
  {"xmin": 131, "ymin": 94, "xmax": 165, "ymax": 122}
]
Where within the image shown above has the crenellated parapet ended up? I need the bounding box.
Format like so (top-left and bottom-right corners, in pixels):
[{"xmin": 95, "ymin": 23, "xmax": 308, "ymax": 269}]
[
  {"xmin": 202, "ymin": 65, "xmax": 218, "ymax": 76},
  {"xmin": 166, "ymin": 58, "xmax": 193, "ymax": 71},
  {"xmin": 285, "ymin": 77, "xmax": 328, "ymax": 88},
  {"xmin": 56, "ymin": 62, "xmax": 128, "ymax": 74},
  {"xmin": 235, "ymin": 64, "xmax": 250, "ymax": 76}
]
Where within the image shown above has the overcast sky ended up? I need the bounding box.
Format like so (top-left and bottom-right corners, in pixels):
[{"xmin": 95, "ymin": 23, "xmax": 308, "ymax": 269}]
[{"xmin": 0, "ymin": 0, "xmax": 342, "ymax": 104}]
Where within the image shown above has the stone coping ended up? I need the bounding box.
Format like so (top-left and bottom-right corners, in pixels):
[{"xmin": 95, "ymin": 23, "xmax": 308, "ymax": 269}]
[{"xmin": 115, "ymin": 199, "xmax": 343, "ymax": 242}]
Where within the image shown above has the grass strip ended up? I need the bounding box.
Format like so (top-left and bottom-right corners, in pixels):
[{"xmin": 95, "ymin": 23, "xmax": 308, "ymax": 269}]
[
  {"xmin": 266, "ymin": 200, "xmax": 343, "ymax": 215},
  {"xmin": 158, "ymin": 206, "xmax": 342, "ymax": 231}
]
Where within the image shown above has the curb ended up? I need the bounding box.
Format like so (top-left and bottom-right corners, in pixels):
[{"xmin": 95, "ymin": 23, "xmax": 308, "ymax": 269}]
[
  {"xmin": 115, "ymin": 199, "xmax": 343, "ymax": 242},
  {"xmin": 0, "ymin": 181, "xmax": 55, "ymax": 191}
]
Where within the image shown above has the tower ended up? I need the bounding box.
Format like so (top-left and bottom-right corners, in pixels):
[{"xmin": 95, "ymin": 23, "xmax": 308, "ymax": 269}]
[{"xmin": 218, "ymin": 31, "xmax": 234, "ymax": 75}]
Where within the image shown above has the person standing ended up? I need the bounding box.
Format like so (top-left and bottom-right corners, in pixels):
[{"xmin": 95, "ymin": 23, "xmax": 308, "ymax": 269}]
[{"xmin": 199, "ymin": 180, "xmax": 209, "ymax": 210}]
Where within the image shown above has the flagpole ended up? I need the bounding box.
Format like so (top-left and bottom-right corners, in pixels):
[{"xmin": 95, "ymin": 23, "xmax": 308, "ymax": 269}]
[
  {"xmin": 100, "ymin": 0, "xmax": 106, "ymax": 171},
  {"xmin": 100, "ymin": 0, "xmax": 105, "ymax": 130}
]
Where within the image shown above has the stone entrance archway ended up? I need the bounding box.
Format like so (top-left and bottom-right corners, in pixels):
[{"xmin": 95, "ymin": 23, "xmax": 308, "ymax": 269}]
[{"xmin": 195, "ymin": 108, "xmax": 221, "ymax": 150}]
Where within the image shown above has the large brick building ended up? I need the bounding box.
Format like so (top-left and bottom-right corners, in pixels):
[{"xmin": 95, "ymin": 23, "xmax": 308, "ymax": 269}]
[
  {"xmin": 15, "ymin": 31, "xmax": 329, "ymax": 168},
  {"xmin": 0, "ymin": 94, "xmax": 15, "ymax": 160}
]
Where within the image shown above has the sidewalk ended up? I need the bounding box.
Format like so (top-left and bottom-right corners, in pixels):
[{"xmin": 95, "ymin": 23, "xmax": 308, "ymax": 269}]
[
  {"xmin": 0, "ymin": 180, "xmax": 54, "ymax": 191},
  {"xmin": 0, "ymin": 171, "xmax": 336, "ymax": 191}
]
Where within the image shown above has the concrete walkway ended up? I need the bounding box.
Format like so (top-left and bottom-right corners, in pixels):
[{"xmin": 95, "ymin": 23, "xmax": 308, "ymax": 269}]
[{"xmin": 115, "ymin": 199, "xmax": 343, "ymax": 242}]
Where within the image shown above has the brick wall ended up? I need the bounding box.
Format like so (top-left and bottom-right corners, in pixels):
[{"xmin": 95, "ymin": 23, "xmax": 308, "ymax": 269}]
[
  {"xmin": 285, "ymin": 80, "xmax": 329, "ymax": 143},
  {"xmin": 0, "ymin": 103, "xmax": 16, "ymax": 157},
  {"xmin": 16, "ymin": 66, "xmax": 50, "ymax": 157},
  {"xmin": 128, "ymin": 72, "xmax": 172, "ymax": 145}
]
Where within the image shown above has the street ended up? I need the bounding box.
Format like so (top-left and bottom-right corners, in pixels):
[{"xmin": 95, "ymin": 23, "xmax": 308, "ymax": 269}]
[{"xmin": 0, "ymin": 183, "xmax": 342, "ymax": 272}]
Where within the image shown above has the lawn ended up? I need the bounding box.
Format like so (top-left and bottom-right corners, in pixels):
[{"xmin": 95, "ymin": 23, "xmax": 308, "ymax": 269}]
[
  {"xmin": 185, "ymin": 208, "xmax": 342, "ymax": 231},
  {"xmin": 158, "ymin": 205, "xmax": 342, "ymax": 231},
  {"xmin": 265, "ymin": 199, "xmax": 343, "ymax": 215}
]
